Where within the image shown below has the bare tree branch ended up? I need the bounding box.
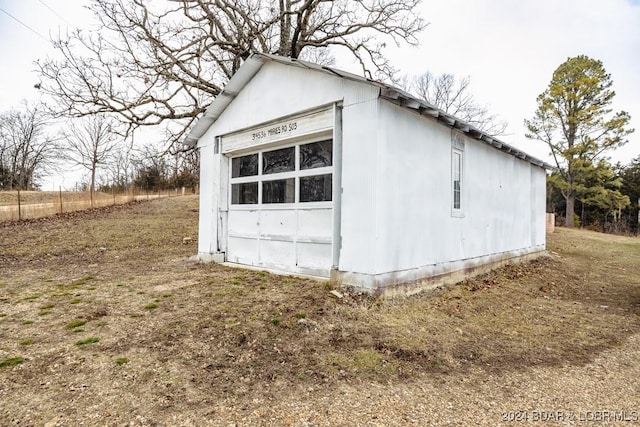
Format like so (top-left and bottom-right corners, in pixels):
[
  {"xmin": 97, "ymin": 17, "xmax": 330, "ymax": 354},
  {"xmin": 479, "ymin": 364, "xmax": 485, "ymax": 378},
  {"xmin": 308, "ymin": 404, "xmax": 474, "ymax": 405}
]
[
  {"xmin": 409, "ymin": 71, "xmax": 508, "ymax": 136},
  {"xmin": 36, "ymin": 0, "xmax": 426, "ymax": 148},
  {"xmin": 0, "ymin": 103, "xmax": 60, "ymax": 190}
]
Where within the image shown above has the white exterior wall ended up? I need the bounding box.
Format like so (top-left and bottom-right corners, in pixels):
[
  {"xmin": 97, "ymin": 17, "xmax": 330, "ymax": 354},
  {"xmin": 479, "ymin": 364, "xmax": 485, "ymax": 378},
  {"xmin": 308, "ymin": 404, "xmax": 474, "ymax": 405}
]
[
  {"xmin": 196, "ymin": 60, "xmax": 547, "ymax": 293},
  {"xmin": 197, "ymin": 144, "xmax": 218, "ymax": 255},
  {"xmin": 338, "ymin": 100, "xmax": 546, "ymax": 291},
  {"xmin": 336, "ymin": 99, "xmax": 379, "ymax": 275}
]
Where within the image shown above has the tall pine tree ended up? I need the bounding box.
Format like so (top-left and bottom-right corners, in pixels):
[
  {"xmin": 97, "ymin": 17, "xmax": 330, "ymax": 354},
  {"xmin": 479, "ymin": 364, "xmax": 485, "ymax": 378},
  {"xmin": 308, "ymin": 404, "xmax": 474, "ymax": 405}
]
[{"xmin": 525, "ymin": 55, "xmax": 634, "ymax": 227}]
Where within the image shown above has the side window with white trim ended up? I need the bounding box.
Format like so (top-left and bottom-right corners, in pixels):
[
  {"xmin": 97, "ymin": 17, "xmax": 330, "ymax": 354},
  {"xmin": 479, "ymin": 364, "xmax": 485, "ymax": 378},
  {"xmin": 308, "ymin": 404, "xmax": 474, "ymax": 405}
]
[{"xmin": 451, "ymin": 131, "xmax": 465, "ymax": 216}]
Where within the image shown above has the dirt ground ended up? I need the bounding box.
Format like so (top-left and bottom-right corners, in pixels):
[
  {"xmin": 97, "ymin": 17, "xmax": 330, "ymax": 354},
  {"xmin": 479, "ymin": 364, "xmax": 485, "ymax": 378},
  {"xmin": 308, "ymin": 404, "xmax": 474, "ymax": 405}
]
[{"xmin": 0, "ymin": 196, "xmax": 639, "ymax": 426}]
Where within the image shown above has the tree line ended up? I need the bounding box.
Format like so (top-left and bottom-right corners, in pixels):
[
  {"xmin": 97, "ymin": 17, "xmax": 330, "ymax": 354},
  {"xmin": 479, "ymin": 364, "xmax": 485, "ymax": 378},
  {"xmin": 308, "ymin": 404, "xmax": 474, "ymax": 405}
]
[
  {"xmin": 546, "ymin": 158, "xmax": 640, "ymax": 234},
  {"xmin": 0, "ymin": 104, "xmax": 198, "ymax": 198}
]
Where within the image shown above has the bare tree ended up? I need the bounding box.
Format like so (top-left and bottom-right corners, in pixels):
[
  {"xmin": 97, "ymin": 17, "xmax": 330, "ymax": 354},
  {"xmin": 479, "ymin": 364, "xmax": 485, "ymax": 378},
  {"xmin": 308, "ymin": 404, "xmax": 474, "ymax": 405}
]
[
  {"xmin": 107, "ymin": 138, "xmax": 135, "ymax": 191},
  {"xmin": 62, "ymin": 115, "xmax": 119, "ymax": 206},
  {"xmin": 410, "ymin": 71, "xmax": 507, "ymax": 136},
  {"xmin": 36, "ymin": 0, "xmax": 425, "ymax": 147},
  {"xmin": 0, "ymin": 104, "xmax": 59, "ymax": 190}
]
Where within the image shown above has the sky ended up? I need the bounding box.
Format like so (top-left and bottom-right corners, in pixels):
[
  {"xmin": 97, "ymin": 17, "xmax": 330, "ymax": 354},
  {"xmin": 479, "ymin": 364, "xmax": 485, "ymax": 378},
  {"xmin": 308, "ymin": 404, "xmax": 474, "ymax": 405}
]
[{"xmin": 1, "ymin": 0, "xmax": 639, "ymax": 189}]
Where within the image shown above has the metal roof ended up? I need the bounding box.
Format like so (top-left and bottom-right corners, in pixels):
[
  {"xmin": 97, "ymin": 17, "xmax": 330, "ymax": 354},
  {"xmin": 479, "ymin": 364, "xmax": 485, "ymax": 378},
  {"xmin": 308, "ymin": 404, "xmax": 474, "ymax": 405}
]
[{"xmin": 184, "ymin": 53, "xmax": 552, "ymax": 170}]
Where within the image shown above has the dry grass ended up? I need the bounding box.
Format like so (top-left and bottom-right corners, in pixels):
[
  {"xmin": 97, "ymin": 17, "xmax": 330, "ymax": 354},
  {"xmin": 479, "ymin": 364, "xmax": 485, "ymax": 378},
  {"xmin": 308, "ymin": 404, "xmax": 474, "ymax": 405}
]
[
  {"xmin": 0, "ymin": 196, "xmax": 639, "ymax": 424},
  {"xmin": 0, "ymin": 190, "xmax": 186, "ymax": 222}
]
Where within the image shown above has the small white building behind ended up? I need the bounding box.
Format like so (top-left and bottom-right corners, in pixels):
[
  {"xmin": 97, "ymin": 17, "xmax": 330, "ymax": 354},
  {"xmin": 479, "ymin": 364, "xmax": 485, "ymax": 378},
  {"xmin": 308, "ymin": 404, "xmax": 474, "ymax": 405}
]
[{"xmin": 185, "ymin": 53, "xmax": 549, "ymax": 294}]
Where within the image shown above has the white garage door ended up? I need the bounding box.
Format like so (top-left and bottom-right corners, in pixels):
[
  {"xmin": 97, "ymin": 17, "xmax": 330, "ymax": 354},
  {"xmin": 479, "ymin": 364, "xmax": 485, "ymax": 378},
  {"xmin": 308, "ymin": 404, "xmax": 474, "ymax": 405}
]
[{"xmin": 226, "ymin": 138, "xmax": 334, "ymax": 277}]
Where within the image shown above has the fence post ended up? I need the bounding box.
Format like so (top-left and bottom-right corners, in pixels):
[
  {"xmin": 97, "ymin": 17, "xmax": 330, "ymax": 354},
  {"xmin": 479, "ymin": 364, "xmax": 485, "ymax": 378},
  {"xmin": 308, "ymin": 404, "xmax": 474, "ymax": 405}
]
[
  {"xmin": 17, "ymin": 189, "xmax": 22, "ymax": 221},
  {"xmin": 59, "ymin": 186, "xmax": 63, "ymax": 214}
]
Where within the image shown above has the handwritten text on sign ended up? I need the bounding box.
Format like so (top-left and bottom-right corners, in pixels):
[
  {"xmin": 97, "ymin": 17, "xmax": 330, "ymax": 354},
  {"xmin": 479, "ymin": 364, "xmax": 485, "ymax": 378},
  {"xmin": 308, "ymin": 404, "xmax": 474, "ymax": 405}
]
[{"xmin": 252, "ymin": 121, "xmax": 298, "ymax": 141}]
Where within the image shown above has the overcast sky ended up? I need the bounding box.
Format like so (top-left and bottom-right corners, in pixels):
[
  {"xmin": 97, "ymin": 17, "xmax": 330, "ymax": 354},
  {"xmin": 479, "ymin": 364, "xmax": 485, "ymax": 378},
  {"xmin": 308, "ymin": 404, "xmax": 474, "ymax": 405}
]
[{"xmin": 1, "ymin": 0, "xmax": 639, "ymax": 189}]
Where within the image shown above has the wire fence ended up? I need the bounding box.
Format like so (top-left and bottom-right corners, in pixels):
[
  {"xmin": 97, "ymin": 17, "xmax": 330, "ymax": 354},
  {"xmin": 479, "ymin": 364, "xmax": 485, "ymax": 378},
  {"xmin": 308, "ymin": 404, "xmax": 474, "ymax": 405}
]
[{"xmin": 0, "ymin": 187, "xmax": 197, "ymax": 222}]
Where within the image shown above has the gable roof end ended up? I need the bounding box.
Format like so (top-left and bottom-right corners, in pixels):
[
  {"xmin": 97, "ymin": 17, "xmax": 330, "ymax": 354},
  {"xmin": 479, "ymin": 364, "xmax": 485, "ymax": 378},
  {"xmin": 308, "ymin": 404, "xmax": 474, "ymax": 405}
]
[{"xmin": 183, "ymin": 53, "xmax": 552, "ymax": 170}]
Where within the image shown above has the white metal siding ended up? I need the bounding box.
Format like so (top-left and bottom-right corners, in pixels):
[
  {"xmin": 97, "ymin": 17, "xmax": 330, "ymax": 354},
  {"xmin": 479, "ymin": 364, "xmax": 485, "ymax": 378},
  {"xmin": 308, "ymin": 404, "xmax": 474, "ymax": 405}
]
[{"xmin": 371, "ymin": 99, "xmax": 546, "ymax": 275}]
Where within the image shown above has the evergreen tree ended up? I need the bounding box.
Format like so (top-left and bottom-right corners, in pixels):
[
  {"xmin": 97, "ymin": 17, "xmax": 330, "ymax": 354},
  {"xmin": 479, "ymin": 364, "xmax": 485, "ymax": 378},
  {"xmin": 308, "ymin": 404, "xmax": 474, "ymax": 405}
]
[{"xmin": 525, "ymin": 55, "xmax": 634, "ymax": 227}]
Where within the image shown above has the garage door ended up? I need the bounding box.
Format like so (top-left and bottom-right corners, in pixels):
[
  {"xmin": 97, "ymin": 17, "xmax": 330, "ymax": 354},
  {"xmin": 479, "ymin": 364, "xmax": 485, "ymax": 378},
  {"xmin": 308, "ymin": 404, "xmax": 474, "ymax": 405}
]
[{"xmin": 226, "ymin": 138, "xmax": 334, "ymax": 277}]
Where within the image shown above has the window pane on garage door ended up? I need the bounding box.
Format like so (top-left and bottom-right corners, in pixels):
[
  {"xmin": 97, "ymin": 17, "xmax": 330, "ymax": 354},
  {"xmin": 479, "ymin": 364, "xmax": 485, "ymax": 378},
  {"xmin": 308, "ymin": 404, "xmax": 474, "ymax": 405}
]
[
  {"xmin": 263, "ymin": 147, "xmax": 295, "ymax": 174},
  {"xmin": 231, "ymin": 154, "xmax": 258, "ymax": 177},
  {"xmin": 300, "ymin": 174, "xmax": 332, "ymax": 202},
  {"xmin": 231, "ymin": 182, "xmax": 258, "ymax": 204},
  {"xmin": 300, "ymin": 140, "xmax": 332, "ymax": 170},
  {"xmin": 263, "ymin": 178, "xmax": 295, "ymax": 203}
]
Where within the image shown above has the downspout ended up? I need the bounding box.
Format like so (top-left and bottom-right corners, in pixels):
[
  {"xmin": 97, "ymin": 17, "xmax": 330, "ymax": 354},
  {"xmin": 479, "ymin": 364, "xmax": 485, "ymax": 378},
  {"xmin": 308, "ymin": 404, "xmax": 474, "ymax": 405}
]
[{"xmin": 332, "ymin": 102, "xmax": 343, "ymax": 271}]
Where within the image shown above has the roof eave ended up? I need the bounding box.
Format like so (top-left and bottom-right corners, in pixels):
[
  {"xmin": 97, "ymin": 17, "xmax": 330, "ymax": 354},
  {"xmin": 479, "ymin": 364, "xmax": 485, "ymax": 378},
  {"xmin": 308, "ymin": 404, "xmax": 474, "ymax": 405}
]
[{"xmin": 379, "ymin": 91, "xmax": 553, "ymax": 170}]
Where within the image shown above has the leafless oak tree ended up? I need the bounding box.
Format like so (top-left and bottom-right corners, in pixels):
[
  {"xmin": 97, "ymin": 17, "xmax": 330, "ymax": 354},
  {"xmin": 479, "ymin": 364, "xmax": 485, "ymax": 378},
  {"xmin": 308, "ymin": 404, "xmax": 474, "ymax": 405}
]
[
  {"xmin": 410, "ymin": 71, "xmax": 507, "ymax": 136},
  {"xmin": 0, "ymin": 104, "xmax": 59, "ymax": 190},
  {"xmin": 37, "ymin": 0, "xmax": 425, "ymax": 147},
  {"xmin": 62, "ymin": 115, "xmax": 119, "ymax": 206}
]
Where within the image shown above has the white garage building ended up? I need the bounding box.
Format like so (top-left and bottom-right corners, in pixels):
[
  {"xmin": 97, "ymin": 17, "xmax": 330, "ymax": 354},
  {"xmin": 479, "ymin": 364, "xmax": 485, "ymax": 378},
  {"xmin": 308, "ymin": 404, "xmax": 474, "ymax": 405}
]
[{"xmin": 185, "ymin": 53, "xmax": 549, "ymax": 294}]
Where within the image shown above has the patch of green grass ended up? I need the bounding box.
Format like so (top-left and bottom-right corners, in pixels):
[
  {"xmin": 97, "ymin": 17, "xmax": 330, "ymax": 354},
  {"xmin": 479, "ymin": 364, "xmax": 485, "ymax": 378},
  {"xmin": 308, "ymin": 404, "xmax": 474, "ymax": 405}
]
[
  {"xmin": 71, "ymin": 276, "xmax": 95, "ymax": 287},
  {"xmin": 294, "ymin": 312, "xmax": 307, "ymax": 319},
  {"xmin": 69, "ymin": 298, "xmax": 81, "ymax": 304},
  {"xmin": 19, "ymin": 338, "xmax": 34, "ymax": 346},
  {"xmin": 38, "ymin": 310, "xmax": 52, "ymax": 316},
  {"xmin": 115, "ymin": 357, "xmax": 129, "ymax": 366},
  {"xmin": 23, "ymin": 294, "xmax": 41, "ymax": 301},
  {"xmin": 0, "ymin": 357, "xmax": 24, "ymax": 368},
  {"xmin": 96, "ymin": 321, "xmax": 107, "ymax": 328},
  {"xmin": 52, "ymin": 291, "xmax": 73, "ymax": 298},
  {"xmin": 86, "ymin": 286, "xmax": 96, "ymax": 290},
  {"xmin": 137, "ymin": 291, "xmax": 145, "ymax": 295},
  {"xmin": 271, "ymin": 318, "xmax": 281, "ymax": 326},
  {"xmin": 75, "ymin": 337, "xmax": 100, "ymax": 346},
  {"xmin": 352, "ymin": 349, "xmax": 389, "ymax": 371},
  {"xmin": 320, "ymin": 350, "xmax": 395, "ymax": 376},
  {"xmin": 162, "ymin": 294, "xmax": 173, "ymax": 298},
  {"xmin": 22, "ymin": 320, "xmax": 34, "ymax": 325},
  {"xmin": 144, "ymin": 303, "xmax": 158, "ymax": 310},
  {"xmin": 65, "ymin": 319, "xmax": 87, "ymax": 329},
  {"xmin": 39, "ymin": 303, "xmax": 55, "ymax": 310},
  {"xmin": 0, "ymin": 313, "xmax": 6, "ymax": 318},
  {"xmin": 72, "ymin": 328, "xmax": 85, "ymax": 333}
]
